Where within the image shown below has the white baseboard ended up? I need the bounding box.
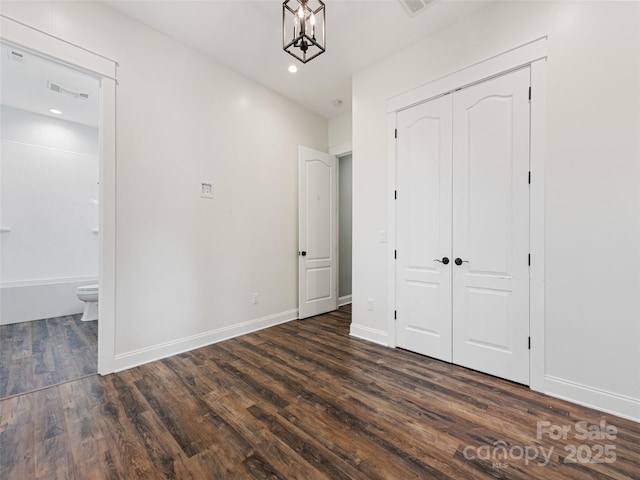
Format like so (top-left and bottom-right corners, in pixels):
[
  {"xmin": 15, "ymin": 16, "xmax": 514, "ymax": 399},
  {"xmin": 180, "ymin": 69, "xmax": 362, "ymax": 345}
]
[
  {"xmin": 349, "ymin": 323, "xmax": 389, "ymax": 346},
  {"xmin": 113, "ymin": 309, "xmax": 299, "ymax": 372},
  {"xmin": 544, "ymin": 375, "xmax": 640, "ymax": 423},
  {"xmin": 338, "ymin": 295, "xmax": 352, "ymax": 306}
]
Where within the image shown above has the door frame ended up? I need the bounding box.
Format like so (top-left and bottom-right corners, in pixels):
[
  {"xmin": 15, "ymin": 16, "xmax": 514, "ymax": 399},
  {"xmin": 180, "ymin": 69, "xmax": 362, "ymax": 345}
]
[
  {"xmin": 386, "ymin": 36, "xmax": 547, "ymax": 392},
  {"xmin": 330, "ymin": 143, "xmax": 353, "ymax": 307},
  {"xmin": 1, "ymin": 15, "xmax": 118, "ymax": 375}
]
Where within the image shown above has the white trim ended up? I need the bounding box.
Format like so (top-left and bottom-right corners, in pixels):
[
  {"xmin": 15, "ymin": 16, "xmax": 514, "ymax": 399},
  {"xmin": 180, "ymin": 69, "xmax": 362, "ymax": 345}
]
[
  {"xmin": 98, "ymin": 76, "xmax": 117, "ymax": 375},
  {"xmin": 0, "ymin": 139, "xmax": 98, "ymax": 157},
  {"xmin": 386, "ymin": 38, "xmax": 547, "ymax": 390},
  {"xmin": 388, "ymin": 36, "xmax": 548, "ymax": 113},
  {"xmin": 329, "ymin": 142, "xmax": 352, "ymax": 157},
  {"xmin": 0, "ymin": 15, "xmax": 117, "ymax": 80},
  {"xmin": 349, "ymin": 323, "xmax": 389, "ymax": 346},
  {"xmin": 528, "ymin": 58, "xmax": 547, "ymax": 392},
  {"xmin": 113, "ymin": 309, "xmax": 299, "ymax": 372},
  {"xmin": 338, "ymin": 295, "xmax": 352, "ymax": 306},
  {"xmin": 544, "ymin": 376, "xmax": 640, "ymax": 423},
  {"xmin": 1, "ymin": 17, "xmax": 118, "ymax": 376},
  {"xmin": 386, "ymin": 112, "xmax": 398, "ymax": 349},
  {"xmin": 1, "ymin": 275, "xmax": 97, "ymax": 289}
]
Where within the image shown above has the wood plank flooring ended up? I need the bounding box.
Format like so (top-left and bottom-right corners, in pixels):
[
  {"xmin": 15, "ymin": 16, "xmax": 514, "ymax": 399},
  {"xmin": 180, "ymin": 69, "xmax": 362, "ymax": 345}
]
[
  {"xmin": 1, "ymin": 305, "xmax": 638, "ymax": 479},
  {"xmin": 0, "ymin": 315, "xmax": 97, "ymax": 399}
]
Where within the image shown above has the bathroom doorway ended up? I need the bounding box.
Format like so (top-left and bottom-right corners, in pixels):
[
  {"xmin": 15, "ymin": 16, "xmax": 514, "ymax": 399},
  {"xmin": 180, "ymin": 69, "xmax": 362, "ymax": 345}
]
[
  {"xmin": 338, "ymin": 153, "xmax": 352, "ymax": 306},
  {"xmin": 0, "ymin": 45, "xmax": 101, "ymax": 398}
]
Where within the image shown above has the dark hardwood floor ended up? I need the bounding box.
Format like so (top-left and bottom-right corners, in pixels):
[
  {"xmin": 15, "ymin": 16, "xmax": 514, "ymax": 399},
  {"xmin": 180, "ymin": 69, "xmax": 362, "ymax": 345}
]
[
  {"xmin": 0, "ymin": 314, "xmax": 97, "ymax": 399},
  {"xmin": 1, "ymin": 305, "xmax": 638, "ymax": 479}
]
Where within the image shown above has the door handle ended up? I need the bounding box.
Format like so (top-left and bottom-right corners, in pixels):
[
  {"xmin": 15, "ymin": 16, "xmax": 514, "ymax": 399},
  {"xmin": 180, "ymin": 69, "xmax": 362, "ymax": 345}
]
[
  {"xmin": 298, "ymin": 251, "xmax": 307, "ymax": 256},
  {"xmin": 434, "ymin": 257, "xmax": 449, "ymax": 265},
  {"xmin": 454, "ymin": 258, "xmax": 469, "ymax": 266}
]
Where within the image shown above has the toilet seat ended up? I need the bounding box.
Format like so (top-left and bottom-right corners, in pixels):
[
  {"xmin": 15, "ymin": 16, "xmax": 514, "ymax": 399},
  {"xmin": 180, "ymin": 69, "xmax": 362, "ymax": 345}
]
[{"xmin": 77, "ymin": 284, "xmax": 98, "ymax": 293}]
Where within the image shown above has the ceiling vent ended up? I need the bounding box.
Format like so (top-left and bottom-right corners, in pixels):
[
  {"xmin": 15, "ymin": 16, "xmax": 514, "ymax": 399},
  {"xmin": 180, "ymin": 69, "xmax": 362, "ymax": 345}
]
[
  {"xmin": 400, "ymin": 0, "xmax": 434, "ymax": 17},
  {"xmin": 47, "ymin": 81, "xmax": 89, "ymax": 100},
  {"xmin": 8, "ymin": 50, "xmax": 24, "ymax": 63}
]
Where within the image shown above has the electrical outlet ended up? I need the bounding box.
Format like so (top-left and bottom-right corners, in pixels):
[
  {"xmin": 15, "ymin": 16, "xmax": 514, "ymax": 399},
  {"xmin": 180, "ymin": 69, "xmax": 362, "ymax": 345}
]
[
  {"xmin": 201, "ymin": 182, "xmax": 213, "ymax": 199},
  {"xmin": 367, "ymin": 298, "xmax": 375, "ymax": 311},
  {"xmin": 252, "ymin": 293, "xmax": 259, "ymax": 305}
]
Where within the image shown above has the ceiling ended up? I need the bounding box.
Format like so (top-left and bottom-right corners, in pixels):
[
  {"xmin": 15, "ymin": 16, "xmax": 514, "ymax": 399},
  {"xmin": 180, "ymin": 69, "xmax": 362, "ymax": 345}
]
[
  {"xmin": 105, "ymin": 0, "xmax": 491, "ymax": 119},
  {"xmin": 0, "ymin": 1, "xmax": 490, "ymax": 125},
  {"xmin": 0, "ymin": 45, "xmax": 101, "ymax": 127}
]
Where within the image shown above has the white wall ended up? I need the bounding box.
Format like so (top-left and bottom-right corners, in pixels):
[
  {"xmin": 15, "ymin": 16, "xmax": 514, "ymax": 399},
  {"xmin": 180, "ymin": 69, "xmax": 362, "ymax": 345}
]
[
  {"xmin": 0, "ymin": 106, "xmax": 98, "ymax": 155},
  {"xmin": 352, "ymin": 1, "xmax": 640, "ymax": 420},
  {"xmin": 0, "ymin": 106, "xmax": 99, "ymax": 324},
  {"xmin": 0, "ymin": 2, "xmax": 327, "ymax": 365},
  {"xmin": 328, "ymin": 111, "xmax": 352, "ymax": 154}
]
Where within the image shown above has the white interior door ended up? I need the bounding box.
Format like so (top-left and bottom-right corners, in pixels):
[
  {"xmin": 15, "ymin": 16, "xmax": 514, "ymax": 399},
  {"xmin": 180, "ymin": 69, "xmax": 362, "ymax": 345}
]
[
  {"xmin": 298, "ymin": 146, "xmax": 338, "ymax": 319},
  {"xmin": 452, "ymin": 67, "xmax": 530, "ymax": 384},
  {"xmin": 395, "ymin": 95, "xmax": 453, "ymax": 361}
]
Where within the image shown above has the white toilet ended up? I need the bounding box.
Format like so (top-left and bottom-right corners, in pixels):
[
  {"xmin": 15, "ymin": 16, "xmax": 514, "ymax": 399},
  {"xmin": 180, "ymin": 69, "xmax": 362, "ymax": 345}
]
[{"xmin": 76, "ymin": 284, "xmax": 99, "ymax": 321}]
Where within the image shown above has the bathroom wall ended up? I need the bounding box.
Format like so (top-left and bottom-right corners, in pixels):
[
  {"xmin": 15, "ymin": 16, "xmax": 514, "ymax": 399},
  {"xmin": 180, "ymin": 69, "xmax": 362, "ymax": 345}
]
[{"xmin": 0, "ymin": 106, "xmax": 99, "ymax": 324}]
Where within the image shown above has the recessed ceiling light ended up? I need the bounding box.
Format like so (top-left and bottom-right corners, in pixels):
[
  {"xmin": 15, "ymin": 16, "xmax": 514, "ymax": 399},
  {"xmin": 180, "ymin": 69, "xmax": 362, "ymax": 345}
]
[
  {"xmin": 288, "ymin": 65, "xmax": 298, "ymax": 73},
  {"xmin": 49, "ymin": 109, "xmax": 62, "ymax": 115}
]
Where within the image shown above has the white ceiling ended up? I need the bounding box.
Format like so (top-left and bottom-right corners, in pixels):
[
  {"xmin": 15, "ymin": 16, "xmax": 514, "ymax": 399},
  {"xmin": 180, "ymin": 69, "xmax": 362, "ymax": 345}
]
[
  {"xmin": 0, "ymin": 1, "xmax": 490, "ymax": 125},
  {"xmin": 105, "ymin": 0, "xmax": 491, "ymax": 119},
  {"xmin": 0, "ymin": 45, "xmax": 101, "ymax": 127}
]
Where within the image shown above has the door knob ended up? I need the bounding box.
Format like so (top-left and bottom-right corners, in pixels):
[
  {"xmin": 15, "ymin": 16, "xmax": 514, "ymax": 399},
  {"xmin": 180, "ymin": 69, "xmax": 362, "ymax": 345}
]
[
  {"xmin": 434, "ymin": 257, "xmax": 449, "ymax": 265},
  {"xmin": 454, "ymin": 258, "xmax": 468, "ymax": 266},
  {"xmin": 299, "ymin": 251, "xmax": 307, "ymax": 256}
]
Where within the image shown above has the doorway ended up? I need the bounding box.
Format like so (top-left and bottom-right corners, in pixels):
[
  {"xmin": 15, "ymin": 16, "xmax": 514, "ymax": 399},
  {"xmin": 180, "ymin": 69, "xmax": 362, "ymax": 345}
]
[
  {"xmin": 297, "ymin": 147, "xmax": 353, "ymax": 319},
  {"xmin": 0, "ymin": 45, "xmax": 102, "ymax": 397},
  {"xmin": 338, "ymin": 153, "xmax": 352, "ymax": 306},
  {"xmin": 1, "ymin": 17, "xmax": 117, "ymax": 387}
]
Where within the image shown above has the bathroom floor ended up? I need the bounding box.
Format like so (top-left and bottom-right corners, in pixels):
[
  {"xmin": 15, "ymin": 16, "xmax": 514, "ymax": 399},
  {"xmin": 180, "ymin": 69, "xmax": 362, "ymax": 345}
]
[{"xmin": 0, "ymin": 314, "xmax": 97, "ymax": 399}]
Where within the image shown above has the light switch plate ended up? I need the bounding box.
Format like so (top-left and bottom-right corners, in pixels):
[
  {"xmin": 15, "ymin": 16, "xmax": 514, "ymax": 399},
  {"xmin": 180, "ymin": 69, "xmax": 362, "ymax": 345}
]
[{"xmin": 367, "ymin": 298, "xmax": 375, "ymax": 311}]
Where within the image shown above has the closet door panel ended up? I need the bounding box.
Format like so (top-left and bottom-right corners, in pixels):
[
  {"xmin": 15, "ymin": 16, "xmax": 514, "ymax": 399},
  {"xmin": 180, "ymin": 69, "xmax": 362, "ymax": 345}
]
[
  {"xmin": 395, "ymin": 94, "xmax": 453, "ymax": 361},
  {"xmin": 452, "ymin": 67, "xmax": 531, "ymax": 385}
]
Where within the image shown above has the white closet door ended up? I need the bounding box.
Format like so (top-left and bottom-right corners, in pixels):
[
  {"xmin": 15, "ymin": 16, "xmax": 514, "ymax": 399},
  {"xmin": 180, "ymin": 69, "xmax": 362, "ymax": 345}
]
[
  {"xmin": 298, "ymin": 146, "xmax": 338, "ymax": 319},
  {"xmin": 396, "ymin": 94, "xmax": 453, "ymax": 362},
  {"xmin": 452, "ymin": 67, "xmax": 531, "ymax": 385}
]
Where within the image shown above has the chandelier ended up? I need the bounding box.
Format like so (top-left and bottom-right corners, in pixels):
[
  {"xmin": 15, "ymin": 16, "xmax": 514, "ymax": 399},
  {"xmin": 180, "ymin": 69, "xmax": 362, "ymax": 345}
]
[{"xmin": 282, "ymin": 0, "xmax": 326, "ymax": 64}]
